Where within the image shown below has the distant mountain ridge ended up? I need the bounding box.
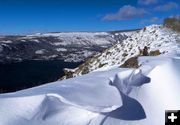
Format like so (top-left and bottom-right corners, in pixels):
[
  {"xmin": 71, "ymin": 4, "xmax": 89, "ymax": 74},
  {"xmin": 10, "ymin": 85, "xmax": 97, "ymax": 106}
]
[{"xmin": 0, "ymin": 30, "xmax": 136, "ymax": 64}]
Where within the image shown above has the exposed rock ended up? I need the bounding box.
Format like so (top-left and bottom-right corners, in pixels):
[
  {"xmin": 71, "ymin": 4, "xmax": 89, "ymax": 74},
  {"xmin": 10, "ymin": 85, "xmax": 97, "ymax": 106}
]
[
  {"xmin": 164, "ymin": 17, "xmax": 180, "ymax": 32},
  {"xmin": 120, "ymin": 57, "xmax": 139, "ymax": 68},
  {"xmin": 149, "ymin": 50, "xmax": 161, "ymax": 56}
]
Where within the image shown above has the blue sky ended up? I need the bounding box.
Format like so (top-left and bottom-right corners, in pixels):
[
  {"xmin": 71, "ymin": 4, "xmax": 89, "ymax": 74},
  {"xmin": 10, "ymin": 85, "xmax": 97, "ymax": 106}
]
[{"xmin": 0, "ymin": 0, "xmax": 179, "ymax": 34}]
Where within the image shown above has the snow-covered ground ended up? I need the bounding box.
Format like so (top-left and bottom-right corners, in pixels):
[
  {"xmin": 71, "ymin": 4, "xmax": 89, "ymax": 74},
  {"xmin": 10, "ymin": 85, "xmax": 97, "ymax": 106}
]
[
  {"xmin": 0, "ymin": 51, "xmax": 180, "ymax": 125},
  {"xmin": 67, "ymin": 25, "xmax": 180, "ymax": 77},
  {"xmin": 37, "ymin": 32, "xmax": 116, "ymax": 46}
]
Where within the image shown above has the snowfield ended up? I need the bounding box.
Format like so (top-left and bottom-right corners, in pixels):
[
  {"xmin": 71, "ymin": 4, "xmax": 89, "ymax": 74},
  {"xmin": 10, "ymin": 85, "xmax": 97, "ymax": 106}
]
[{"xmin": 0, "ymin": 51, "xmax": 180, "ymax": 125}]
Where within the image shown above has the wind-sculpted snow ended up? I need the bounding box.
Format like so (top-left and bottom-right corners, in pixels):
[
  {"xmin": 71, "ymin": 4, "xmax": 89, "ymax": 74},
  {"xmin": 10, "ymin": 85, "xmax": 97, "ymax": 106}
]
[
  {"xmin": 109, "ymin": 69, "xmax": 150, "ymax": 95},
  {"xmin": 0, "ymin": 54, "xmax": 180, "ymax": 125},
  {"xmin": 99, "ymin": 92, "xmax": 146, "ymax": 125}
]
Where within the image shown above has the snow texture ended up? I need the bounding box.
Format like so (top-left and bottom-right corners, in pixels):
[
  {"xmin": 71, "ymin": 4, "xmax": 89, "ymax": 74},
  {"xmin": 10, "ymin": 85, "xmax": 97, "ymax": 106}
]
[{"xmin": 0, "ymin": 52, "xmax": 180, "ymax": 125}]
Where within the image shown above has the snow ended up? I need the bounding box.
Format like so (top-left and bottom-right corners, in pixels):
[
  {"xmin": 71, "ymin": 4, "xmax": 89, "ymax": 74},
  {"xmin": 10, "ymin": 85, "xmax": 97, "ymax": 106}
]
[
  {"xmin": 52, "ymin": 42, "xmax": 64, "ymax": 46},
  {"xmin": 0, "ymin": 40, "xmax": 12, "ymax": 43},
  {"xmin": 0, "ymin": 30, "xmax": 133, "ymax": 63},
  {"xmin": 0, "ymin": 52, "xmax": 180, "ymax": 125},
  {"xmin": 56, "ymin": 48, "xmax": 67, "ymax": 52},
  {"xmin": 33, "ymin": 39, "xmax": 40, "ymax": 43},
  {"xmin": 20, "ymin": 40, "xmax": 26, "ymax": 42},
  {"xmin": 35, "ymin": 49, "xmax": 46, "ymax": 55},
  {"xmin": 0, "ymin": 25, "xmax": 180, "ymax": 124},
  {"xmin": 34, "ymin": 32, "xmax": 119, "ymax": 46},
  {"xmin": 47, "ymin": 55, "xmax": 58, "ymax": 58},
  {"xmin": 63, "ymin": 68, "xmax": 78, "ymax": 73},
  {"xmin": 0, "ymin": 67, "xmax": 123, "ymax": 125},
  {"xmin": 69, "ymin": 25, "xmax": 180, "ymax": 77},
  {"xmin": 82, "ymin": 50, "xmax": 93, "ymax": 57},
  {"xmin": 130, "ymin": 55, "xmax": 180, "ymax": 124}
]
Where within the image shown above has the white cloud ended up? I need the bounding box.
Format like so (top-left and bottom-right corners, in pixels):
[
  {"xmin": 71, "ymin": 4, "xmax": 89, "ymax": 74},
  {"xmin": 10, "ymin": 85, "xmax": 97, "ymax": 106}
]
[
  {"xmin": 103, "ymin": 5, "xmax": 149, "ymax": 21},
  {"xmin": 138, "ymin": 0, "xmax": 158, "ymax": 5},
  {"xmin": 154, "ymin": 2, "xmax": 179, "ymax": 11}
]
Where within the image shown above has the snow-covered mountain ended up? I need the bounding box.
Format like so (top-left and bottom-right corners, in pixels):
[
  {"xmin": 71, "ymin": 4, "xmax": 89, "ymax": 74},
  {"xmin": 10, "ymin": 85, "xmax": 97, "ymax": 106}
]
[
  {"xmin": 0, "ymin": 31, "xmax": 133, "ymax": 63},
  {"xmin": 62, "ymin": 25, "xmax": 180, "ymax": 79}
]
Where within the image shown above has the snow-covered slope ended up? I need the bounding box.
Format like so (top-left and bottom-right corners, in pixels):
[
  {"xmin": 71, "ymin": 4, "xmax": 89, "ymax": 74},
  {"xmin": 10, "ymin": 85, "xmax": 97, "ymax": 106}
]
[
  {"xmin": 0, "ymin": 31, "xmax": 132, "ymax": 63},
  {"xmin": 63, "ymin": 25, "xmax": 180, "ymax": 78},
  {"xmin": 0, "ymin": 52, "xmax": 180, "ymax": 125}
]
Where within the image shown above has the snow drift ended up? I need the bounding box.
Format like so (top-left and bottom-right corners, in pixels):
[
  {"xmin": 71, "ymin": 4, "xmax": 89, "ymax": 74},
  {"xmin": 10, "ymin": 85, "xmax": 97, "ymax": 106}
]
[{"xmin": 0, "ymin": 53, "xmax": 180, "ymax": 125}]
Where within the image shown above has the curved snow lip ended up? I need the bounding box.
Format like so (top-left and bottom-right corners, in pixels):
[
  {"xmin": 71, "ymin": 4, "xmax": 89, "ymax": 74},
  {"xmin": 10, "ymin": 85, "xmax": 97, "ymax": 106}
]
[
  {"xmin": 109, "ymin": 69, "xmax": 151, "ymax": 95},
  {"xmin": 103, "ymin": 68, "xmax": 151, "ymax": 122},
  {"xmin": 32, "ymin": 93, "xmax": 121, "ymax": 121},
  {"xmin": 38, "ymin": 66, "xmax": 151, "ymax": 122},
  {"xmin": 45, "ymin": 93, "xmax": 120, "ymax": 113}
]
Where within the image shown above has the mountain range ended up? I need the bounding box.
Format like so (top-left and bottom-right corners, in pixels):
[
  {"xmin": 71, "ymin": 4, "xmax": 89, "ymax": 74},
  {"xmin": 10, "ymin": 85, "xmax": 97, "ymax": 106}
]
[{"xmin": 0, "ymin": 31, "xmax": 135, "ymax": 63}]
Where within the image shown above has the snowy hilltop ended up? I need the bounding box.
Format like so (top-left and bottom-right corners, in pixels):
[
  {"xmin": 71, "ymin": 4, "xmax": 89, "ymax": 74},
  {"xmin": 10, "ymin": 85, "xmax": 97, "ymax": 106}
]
[
  {"xmin": 0, "ymin": 53, "xmax": 180, "ymax": 125},
  {"xmin": 62, "ymin": 25, "xmax": 180, "ymax": 79}
]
